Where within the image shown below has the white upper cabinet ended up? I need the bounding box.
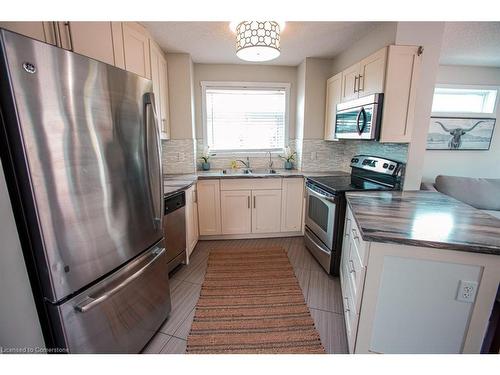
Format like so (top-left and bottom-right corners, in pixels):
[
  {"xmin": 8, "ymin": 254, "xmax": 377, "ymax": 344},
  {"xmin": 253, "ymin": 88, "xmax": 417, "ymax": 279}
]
[
  {"xmin": 281, "ymin": 178, "xmax": 304, "ymax": 232},
  {"xmin": 150, "ymin": 40, "xmax": 171, "ymax": 140},
  {"xmin": 56, "ymin": 22, "xmax": 116, "ymax": 65},
  {"xmin": 358, "ymin": 47, "xmax": 387, "ymax": 96},
  {"xmin": 341, "ymin": 63, "xmax": 360, "ymax": 102},
  {"xmin": 121, "ymin": 22, "xmax": 151, "ymax": 79},
  {"xmin": 324, "ymin": 72, "xmax": 343, "ymax": 141},
  {"xmin": 327, "ymin": 45, "xmax": 421, "ymax": 143},
  {"xmin": 379, "ymin": 45, "xmax": 422, "ymax": 143},
  {"xmin": 0, "ymin": 22, "xmax": 56, "ymax": 44}
]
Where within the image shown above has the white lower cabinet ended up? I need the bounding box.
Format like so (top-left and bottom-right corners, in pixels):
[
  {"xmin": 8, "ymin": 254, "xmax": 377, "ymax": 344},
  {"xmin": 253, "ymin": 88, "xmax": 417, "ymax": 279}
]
[
  {"xmin": 200, "ymin": 177, "xmax": 303, "ymax": 237},
  {"xmin": 197, "ymin": 180, "xmax": 221, "ymax": 236},
  {"xmin": 252, "ymin": 189, "xmax": 282, "ymax": 233},
  {"xmin": 185, "ymin": 185, "xmax": 199, "ymax": 261},
  {"xmin": 281, "ymin": 178, "xmax": 304, "ymax": 232},
  {"xmin": 221, "ymin": 190, "xmax": 252, "ymax": 234}
]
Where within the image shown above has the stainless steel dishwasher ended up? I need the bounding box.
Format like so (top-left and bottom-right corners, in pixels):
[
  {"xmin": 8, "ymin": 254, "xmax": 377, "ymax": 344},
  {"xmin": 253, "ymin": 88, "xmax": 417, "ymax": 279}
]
[{"xmin": 164, "ymin": 191, "xmax": 187, "ymax": 272}]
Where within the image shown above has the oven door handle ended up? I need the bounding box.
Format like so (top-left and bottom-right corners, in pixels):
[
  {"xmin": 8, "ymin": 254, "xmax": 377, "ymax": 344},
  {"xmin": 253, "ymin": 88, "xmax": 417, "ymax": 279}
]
[{"xmin": 306, "ymin": 186, "xmax": 336, "ymax": 203}]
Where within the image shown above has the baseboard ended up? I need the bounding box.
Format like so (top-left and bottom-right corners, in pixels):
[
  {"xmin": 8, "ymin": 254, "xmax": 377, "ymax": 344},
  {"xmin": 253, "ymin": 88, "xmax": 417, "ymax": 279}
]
[{"xmin": 199, "ymin": 231, "xmax": 304, "ymax": 241}]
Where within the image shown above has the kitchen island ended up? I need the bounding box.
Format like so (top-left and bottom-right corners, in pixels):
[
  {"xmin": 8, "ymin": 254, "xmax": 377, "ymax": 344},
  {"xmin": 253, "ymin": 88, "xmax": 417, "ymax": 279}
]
[{"xmin": 341, "ymin": 190, "xmax": 500, "ymax": 354}]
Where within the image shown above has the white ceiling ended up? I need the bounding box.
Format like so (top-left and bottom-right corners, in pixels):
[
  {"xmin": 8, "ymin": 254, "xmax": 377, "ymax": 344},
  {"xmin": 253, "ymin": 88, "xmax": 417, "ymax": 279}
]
[
  {"xmin": 440, "ymin": 22, "xmax": 500, "ymax": 67},
  {"xmin": 142, "ymin": 22, "xmax": 383, "ymax": 66}
]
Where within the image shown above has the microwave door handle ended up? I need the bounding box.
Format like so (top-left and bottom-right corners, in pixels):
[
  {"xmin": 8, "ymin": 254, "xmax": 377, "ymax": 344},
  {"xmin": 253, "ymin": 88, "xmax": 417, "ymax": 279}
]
[
  {"xmin": 356, "ymin": 108, "xmax": 363, "ymax": 135},
  {"xmin": 358, "ymin": 107, "xmax": 367, "ymax": 134}
]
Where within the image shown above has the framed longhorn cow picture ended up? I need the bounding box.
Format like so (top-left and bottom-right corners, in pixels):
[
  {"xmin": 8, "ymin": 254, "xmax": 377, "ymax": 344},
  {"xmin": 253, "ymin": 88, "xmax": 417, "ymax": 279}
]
[{"xmin": 426, "ymin": 117, "xmax": 496, "ymax": 150}]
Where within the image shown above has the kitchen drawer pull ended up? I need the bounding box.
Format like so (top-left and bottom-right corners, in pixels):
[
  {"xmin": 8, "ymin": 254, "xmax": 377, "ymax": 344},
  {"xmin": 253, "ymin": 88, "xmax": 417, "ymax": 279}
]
[
  {"xmin": 344, "ymin": 297, "xmax": 350, "ymax": 313},
  {"xmin": 348, "ymin": 259, "xmax": 355, "ymax": 273}
]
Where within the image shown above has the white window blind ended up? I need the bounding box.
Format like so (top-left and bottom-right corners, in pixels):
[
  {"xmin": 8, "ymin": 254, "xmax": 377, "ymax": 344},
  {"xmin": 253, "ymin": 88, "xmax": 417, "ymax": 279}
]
[
  {"xmin": 205, "ymin": 87, "xmax": 286, "ymax": 151},
  {"xmin": 432, "ymin": 87, "xmax": 498, "ymax": 114}
]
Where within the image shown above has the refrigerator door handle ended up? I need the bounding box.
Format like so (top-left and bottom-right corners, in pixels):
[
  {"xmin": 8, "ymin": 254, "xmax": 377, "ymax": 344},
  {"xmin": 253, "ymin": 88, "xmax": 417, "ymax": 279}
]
[
  {"xmin": 143, "ymin": 93, "xmax": 163, "ymax": 230},
  {"xmin": 74, "ymin": 247, "xmax": 166, "ymax": 313}
]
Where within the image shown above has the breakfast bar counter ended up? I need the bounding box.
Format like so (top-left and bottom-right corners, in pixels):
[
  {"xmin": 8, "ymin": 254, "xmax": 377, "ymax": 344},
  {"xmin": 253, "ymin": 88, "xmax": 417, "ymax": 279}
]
[{"xmin": 345, "ymin": 190, "xmax": 500, "ymax": 255}]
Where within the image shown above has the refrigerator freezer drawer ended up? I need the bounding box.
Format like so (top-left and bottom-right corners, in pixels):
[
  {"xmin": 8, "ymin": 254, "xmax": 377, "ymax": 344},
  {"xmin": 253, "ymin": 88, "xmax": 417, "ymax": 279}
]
[{"xmin": 48, "ymin": 240, "xmax": 171, "ymax": 353}]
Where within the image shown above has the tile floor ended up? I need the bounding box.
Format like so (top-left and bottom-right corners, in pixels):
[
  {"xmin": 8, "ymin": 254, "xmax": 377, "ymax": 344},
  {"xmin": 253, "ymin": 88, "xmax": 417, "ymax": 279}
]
[{"xmin": 141, "ymin": 236, "xmax": 348, "ymax": 354}]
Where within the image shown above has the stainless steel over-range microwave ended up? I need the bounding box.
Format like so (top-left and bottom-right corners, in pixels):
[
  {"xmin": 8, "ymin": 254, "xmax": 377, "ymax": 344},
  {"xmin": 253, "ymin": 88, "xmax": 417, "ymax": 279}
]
[{"xmin": 335, "ymin": 93, "xmax": 383, "ymax": 140}]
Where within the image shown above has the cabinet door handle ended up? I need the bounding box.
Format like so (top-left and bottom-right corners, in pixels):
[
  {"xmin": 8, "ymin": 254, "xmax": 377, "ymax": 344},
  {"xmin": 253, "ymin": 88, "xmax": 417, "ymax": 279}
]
[
  {"xmin": 351, "ymin": 228, "xmax": 359, "ymax": 240},
  {"xmin": 358, "ymin": 74, "xmax": 363, "ymax": 92},
  {"xmin": 253, "ymin": 196, "xmax": 256, "ymax": 209},
  {"xmin": 64, "ymin": 22, "xmax": 74, "ymax": 51},
  {"xmin": 247, "ymin": 196, "xmax": 250, "ymax": 209},
  {"xmin": 353, "ymin": 75, "xmax": 358, "ymax": 93},
  {"xmin": 344, "ymin": 297, "xmax": 350, "ymax": 313},
  {"xmin": 348, "ymin": 260, "xmax": 355, "ymax": 274}
]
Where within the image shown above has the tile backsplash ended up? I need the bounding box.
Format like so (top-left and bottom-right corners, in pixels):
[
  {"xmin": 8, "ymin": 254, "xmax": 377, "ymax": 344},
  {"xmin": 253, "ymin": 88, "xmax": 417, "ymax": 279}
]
[
  {"xmin": 161, "ymin": 139, "xmax": 197, "ymax": 174},
  {"xmin": 300, "ymin": 139, "xmax": 408, "ymax": 172},
  {"xmin": 161, "ymin": 137, "xmax": 408, "ymax": 174}
]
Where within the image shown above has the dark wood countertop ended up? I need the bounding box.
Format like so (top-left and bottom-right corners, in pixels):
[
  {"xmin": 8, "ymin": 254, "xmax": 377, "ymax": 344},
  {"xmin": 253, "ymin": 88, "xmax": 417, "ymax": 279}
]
[{"xmin": 345, "ymin": 191, "xmax": 500, "ymax": 255}]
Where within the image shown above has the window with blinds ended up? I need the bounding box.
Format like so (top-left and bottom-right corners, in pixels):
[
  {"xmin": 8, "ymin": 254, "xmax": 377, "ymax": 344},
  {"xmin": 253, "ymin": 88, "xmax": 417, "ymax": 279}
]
[{"xmin": 204, "ymin": 86, "xmax": 287, "ymax": 152}]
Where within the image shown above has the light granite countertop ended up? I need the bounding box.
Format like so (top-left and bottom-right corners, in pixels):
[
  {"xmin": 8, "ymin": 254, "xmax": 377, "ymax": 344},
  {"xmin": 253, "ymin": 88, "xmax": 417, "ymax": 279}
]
[
  {"xmin": 345, "ymin": 190, "xmax": 500, "ymax": 255},
  {"xmin": 162, "ymin": 170, "xmax": 349, "ymax": 196}
]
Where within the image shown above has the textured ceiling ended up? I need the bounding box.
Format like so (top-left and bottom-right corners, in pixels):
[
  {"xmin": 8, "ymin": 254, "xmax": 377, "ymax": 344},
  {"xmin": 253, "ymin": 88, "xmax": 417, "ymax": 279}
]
[
  {"xmin": 440, "ymin": 22, "xmax": 500, "ymax": 67},
  {"xmin": 142, "ymin": 21, "xmax": 383, "ymax": 66}
]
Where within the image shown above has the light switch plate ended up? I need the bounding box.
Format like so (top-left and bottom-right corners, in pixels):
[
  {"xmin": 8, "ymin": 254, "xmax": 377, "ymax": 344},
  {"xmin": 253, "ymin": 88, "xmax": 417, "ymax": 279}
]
[{"xmin": 456, "ymin": 280, "xmax": 478, "ymax": 303}]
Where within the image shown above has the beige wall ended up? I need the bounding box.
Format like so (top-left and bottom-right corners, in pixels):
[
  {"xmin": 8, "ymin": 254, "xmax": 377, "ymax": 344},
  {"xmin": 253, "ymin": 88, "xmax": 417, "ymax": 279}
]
[
  {"xmin": 422, "ymin": 65, "xmax": 500, "ymax": 182},
  {"xmin": 193, "ymin": 63, "xmax": 298, "ymax": 139},
  {"xmin": 302, "ymin": 58, "xmax": 334, "ymax": 139},
  {"xmin": 331, "ymin": 22, "xmax": 397, "ymax": 75},
  {"xmin": 166, "ymin": 53, "xmax": 196, "ymax": 140}
]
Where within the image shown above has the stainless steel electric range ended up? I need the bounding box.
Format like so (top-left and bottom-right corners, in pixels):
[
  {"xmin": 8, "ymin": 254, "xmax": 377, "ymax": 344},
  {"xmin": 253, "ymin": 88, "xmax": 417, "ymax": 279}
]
[{"xmin": 304, "ymin": 155, "xmax": 404, "ymax": 275}]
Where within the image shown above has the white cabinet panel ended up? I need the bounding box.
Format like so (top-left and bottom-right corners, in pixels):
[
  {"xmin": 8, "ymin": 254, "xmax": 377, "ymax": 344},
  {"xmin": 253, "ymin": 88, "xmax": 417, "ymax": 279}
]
[
  {"xmin": 197, "ymin": 180, "xmax": 221, "ymax": 236},
  {"xmin": 280, "ymin": 178, "xmax": 304, "ymax": 232},
  {"xmin": 379, "ymin": 45, "xmax": 421, "ymax": 143},
  {"xmin": 221, "ymin": 190, "xmax": 252, "ymax": 234},
  {"xmin": 158, "ymin": 54, "xmax": 170, "ymax": 139},
  {"xmin": 358, "ymin": 47, "xmax": 387, "ymax": 96},
  {"xmin": 370, "ymin": 256, "xmax": 481, "ymax": 354},
  {"xmin": 122, "ymin": 22, "xmax": 151, "ymax": 79},
  {"xmin": 0, "ymin": 22, "xmax": 56, "ymax": 45},
  {"xmin": 324, "ymin": 72, "xmax": 343, "ymax": 141},
  {"xmin": 252, "ymin": 189, "xmax": 282, "ymax": 233},
  {"xmin": 341, "ymin": 63, "xmax": 360, "ymax": 102},
  {"xmin": 185, "ymin": 185, "xmax": 199, "ymax": 260},
  {"xmin": 63, "ymin": 22, "xmax": 116, "ymax": 65}
]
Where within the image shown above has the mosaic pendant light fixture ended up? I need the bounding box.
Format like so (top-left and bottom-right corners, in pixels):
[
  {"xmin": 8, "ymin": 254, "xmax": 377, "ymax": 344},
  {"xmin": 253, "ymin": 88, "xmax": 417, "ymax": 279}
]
[{"xmin": 233, "ymin": 21, "xmax": 282, "ymax": 62}]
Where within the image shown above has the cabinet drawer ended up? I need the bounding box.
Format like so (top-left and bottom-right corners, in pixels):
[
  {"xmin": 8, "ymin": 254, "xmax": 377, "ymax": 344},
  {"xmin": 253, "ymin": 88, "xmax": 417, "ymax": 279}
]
[
  {"xmin": 220, "ymin": 178, "xmax": 282, "ymax": 191},
  {"xmin": 343, "ymin": 241, "xmax": 365, "ymax": 314},
  {"xmin": 349, "ymin": 216, "xmax": 368, "ymax": 267},
  {"xmin": 341, "ymin": 269, "xmax": 359, "ymax": 353}
]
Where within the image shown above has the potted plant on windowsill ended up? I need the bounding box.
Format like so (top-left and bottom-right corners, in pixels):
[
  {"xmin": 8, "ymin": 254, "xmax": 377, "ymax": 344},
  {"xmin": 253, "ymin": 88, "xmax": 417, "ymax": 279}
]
[
  {"xmin": 279, "ymin": 147, "xmax": 296, "ymax": 170},
  {"xmin": 200, "ymin": 147, "xmax": 216, "ymax": 171}
]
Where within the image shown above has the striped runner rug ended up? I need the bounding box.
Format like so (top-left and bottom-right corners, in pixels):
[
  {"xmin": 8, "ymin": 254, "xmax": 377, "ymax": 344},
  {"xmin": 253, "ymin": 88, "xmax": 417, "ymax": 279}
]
[{"xmin": 186, "ymin": 246, "xmax": 325, "ymax": 354}]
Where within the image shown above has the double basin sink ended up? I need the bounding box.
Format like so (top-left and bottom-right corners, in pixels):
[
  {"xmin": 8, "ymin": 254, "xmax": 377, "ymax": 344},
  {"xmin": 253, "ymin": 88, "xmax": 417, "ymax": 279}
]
[{"xmin": 221, "ymin": 168, "xmax": 277, "ymax": 176}]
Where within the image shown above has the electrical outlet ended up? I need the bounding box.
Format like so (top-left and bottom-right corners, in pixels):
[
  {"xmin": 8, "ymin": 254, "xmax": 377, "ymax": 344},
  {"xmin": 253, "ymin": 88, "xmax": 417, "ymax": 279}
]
[{"xmin": 456, "ymin": 280, "xmax": 478, "ymax": 303}]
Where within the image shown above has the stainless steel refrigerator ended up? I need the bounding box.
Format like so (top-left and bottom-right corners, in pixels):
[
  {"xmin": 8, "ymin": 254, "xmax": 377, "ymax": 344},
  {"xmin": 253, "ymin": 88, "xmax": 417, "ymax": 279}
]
[{"xmin": 0, "ymin": 29, "xmax": 171, "ymax": 353}]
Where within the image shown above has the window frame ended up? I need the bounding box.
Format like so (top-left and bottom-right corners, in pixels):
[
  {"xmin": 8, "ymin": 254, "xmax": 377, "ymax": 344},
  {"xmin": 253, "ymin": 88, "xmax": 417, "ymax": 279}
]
[
  {"xmin": 431, "ymin": 84, "xmax": 499, "ymax": 118},
  {"xmin": 201, "ymin": 81, "xmax": 291, "ymax": 156}
]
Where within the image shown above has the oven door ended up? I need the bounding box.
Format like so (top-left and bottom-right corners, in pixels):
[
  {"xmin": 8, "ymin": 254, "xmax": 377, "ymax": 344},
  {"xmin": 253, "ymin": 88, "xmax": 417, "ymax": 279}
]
[
  {"xmin": 305, "ymin": 186, "xmax": 337, "ymax": 248},
  {"xmin": 335, "ymin": 104, "xmax": 377, "ymax": 140}
]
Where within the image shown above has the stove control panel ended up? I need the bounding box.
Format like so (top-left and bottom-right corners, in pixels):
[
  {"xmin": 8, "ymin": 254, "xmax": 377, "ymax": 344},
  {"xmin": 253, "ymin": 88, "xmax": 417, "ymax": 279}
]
[{"xmin": 350, "ymin": 155, "xmax": 402, "ymax": 176}]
